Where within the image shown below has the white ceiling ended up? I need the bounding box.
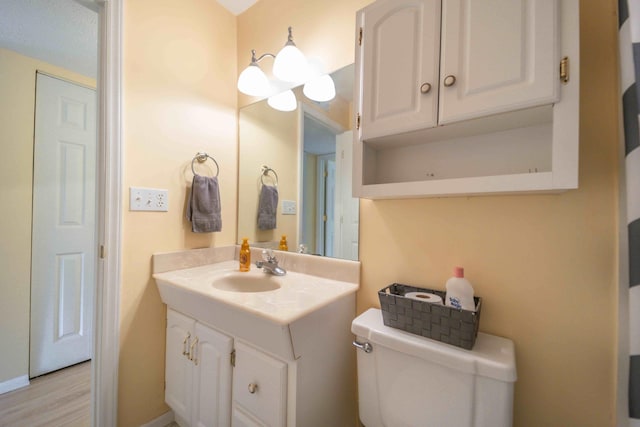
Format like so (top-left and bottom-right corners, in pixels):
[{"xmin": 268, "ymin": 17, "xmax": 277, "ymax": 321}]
[
  {"xmin": 216, "ymin": 0, "xmax": 259, "ymax": 15},
  {"xmin": 0, "ymin": 0, "xmax": 98, "ymax": 78}
]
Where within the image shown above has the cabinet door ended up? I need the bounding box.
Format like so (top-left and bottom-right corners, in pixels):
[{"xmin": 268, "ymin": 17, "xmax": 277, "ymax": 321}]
[
  {"xmin": 232, "ymin": 341, "xmax": 287, "ymax": 427},
  {"xmin": 191, "ymin": 322, "xmax": 233, "ymax": 427},
  {"xmin": 439, "ymin": 0, "xmax": 558, "ymax": 124},
  {"xmin": 359, "ymin": 0, "xmax": 441, "ymax": 140},
  {"xmin": 166, "ymin": 309, "xmax": 195, "ymax": 424}
]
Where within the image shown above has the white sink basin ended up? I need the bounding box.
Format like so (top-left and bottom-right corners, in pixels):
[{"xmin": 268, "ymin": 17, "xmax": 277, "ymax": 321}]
[
  {"xmin": 153, "ymin": 260, "xmax": 358, "ymax": 325},
  {"xmin": 212, "ymin": 272, "xmax": 281, "ymax": 292}
]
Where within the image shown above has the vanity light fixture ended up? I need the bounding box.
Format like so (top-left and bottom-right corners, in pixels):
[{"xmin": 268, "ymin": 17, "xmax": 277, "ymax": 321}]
[
  {"xmin": 303, "ymin": 74, "xmax": 336, "ymax": 103},
  {"xmin": 267, "ymin": 89, "xmax": 297, "ymax": 112},
  {"xmin": 237, "ymin": 26, "xmax": 336, "ymax": 109},
  {"xmin": 272, "ymin": 27, "xmax": 309, "ymax": 83},
  {"xmin": 237, "ymin": 49, "xmax": 273, "ymax": 97}
]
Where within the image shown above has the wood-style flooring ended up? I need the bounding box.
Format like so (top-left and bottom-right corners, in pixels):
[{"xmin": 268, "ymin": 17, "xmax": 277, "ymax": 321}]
[{"xmin": 0, "ymin": 361, "xmax": 90, "ymax": 427}]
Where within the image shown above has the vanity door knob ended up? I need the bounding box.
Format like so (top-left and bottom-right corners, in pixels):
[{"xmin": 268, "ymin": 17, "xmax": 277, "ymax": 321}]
[
  {"xmin": 248, "ymin": 383, "xmax": 258, "ymax": 394},
  {"xmin": 443, "ymin": 75, "xmax": 456, "ymax": 87},
  {"xmin": 420, "ymin": 82, "xmax": 432, "ymax": 94}
]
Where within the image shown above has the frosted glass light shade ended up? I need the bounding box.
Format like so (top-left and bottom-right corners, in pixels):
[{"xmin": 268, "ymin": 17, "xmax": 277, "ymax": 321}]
[
  {"xmin": 268, "ymin": 90, "xmax": 297, "ymax": 112},
  {"xmin": 273, "ymin": 44, "xmax": 308, "ymax": 83},
  {"xmin": 237, "ymin": 64, "xmax": 270, "ymax": 97},
  {"xmin": 303, "ymin": 74, "xmax": 336, "ymax": 102}
]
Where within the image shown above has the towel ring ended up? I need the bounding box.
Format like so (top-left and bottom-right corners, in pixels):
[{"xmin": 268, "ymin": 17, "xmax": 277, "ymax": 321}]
[
  {"xmin": 191, "ymin": 152, "xmax": 219, "ymax": 177},
  {"xmin": 261, "ymin": 165, "xmax": 278, "ymax": 187}
]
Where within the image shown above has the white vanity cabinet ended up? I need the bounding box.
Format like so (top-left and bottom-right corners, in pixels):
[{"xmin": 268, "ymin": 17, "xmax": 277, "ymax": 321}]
[
  {"xmin": 354, "ymin": 0, "xmax": 579, "ymax": 198},
  {"xmin": 166, "ymin": 309, "xmax": 233, "ymax": 427},
  {"xmin": 163, "ymin": 295, "xmax": 356, "ymax": 427},
  {"xmin": 155, "ymin": 253, "xmax": 359, "ymax": 427}
]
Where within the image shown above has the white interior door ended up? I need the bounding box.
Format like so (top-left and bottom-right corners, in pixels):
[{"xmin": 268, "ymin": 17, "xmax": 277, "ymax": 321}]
[
  {"xmin": 30, "ymin": 73, "xmax": 96, "ymax": 378},
  {"xmin": 334, "ymin": 131, "xmax": 359, "ymax": 261},
  {"xmin": 315, "ymin": 154, "xmax": 336, "ymax": 256}
]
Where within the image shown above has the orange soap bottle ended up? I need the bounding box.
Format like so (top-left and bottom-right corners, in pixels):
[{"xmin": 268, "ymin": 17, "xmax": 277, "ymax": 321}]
[
  {"xmin": 279, "ymin": 235, "xmax": 288, "ymax": 251},
  {"xmin": 239, "ymin": 238, "xmax": 251, "ymax": 272}
]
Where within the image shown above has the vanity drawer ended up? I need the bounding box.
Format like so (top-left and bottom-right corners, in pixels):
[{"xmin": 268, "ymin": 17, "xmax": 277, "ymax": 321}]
[{"xmin": 232, "ymin": 341, "xmax": 287, "ymax": 427}]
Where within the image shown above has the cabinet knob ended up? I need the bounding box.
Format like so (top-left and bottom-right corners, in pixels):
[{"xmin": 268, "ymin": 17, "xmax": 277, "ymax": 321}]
[
  {"xmin": 420, "ymin": 82, "xmax": 432, "ymax": 94},
  {"xmin": 248, "ymin": 383, "xmax": 258, "ymax": 394},
  {"xmin": 443, "ymin": 75, "xmax": 456, "ymax": 87}
]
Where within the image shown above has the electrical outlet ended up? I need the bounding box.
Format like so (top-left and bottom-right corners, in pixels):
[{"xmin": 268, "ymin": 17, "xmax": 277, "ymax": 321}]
[
  {"xmin": 129, "ymin": 187, "xmax": 169, "ymax": 212},
  {"xmin": 282, "ymin": 200, "xmax": 296, "ymax": 215}
]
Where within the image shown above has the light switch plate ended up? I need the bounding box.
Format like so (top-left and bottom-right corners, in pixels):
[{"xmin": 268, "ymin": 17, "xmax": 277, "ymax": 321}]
[
  {"xmin": 282, "ymin": 200, "xmax": 296, "ymax": 215},
  {"xmin": 129, "ymin": 187, "xmax": 169, "ymax": 212}
]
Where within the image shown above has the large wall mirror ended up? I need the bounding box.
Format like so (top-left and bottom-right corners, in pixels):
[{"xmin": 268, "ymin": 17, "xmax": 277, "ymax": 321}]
[{"xmin": 238, "ymin": 64, "xmax": 359, "ymax": 260}]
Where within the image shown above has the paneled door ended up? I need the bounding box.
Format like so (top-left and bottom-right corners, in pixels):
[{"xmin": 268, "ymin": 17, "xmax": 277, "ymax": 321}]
[
  {"xmin": 334, "ymin": 131, "xmax": 359, "ymax": 261},
  {"xmin": 30, "ymin": 73, "xmax": 96, "ymax": 377}
]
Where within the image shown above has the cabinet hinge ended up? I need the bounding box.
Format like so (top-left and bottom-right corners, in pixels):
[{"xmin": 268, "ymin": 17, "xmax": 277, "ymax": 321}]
[
  {"xmin": 230, "ymin": 349, "xmax": 236, "ymax": 367},
  {"xmin": 99, "ymin": 245, "xmax": 105, "ymax": 259},
  {"xmin": 559, "ymin": 56, "xmax": 569, "ymax": 84},
  {"xmin": 358, "ymin": 27, "xmax": 363, "ymax": 46},
  {"xmin": 323, "ymin": 214, "xmax": 327, "ymax": 222},
  {"xmin": 356, "ymin": 113, "xmax": 361, "ymax": 130}
]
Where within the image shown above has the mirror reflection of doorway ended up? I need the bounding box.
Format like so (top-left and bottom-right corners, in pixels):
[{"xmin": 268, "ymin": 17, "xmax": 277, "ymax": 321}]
[
  {"xmin": 301, "ymin": 111, "xmax": 359, "ymax": 260},
  {"xmin": 301, "ymin": 114, "xmax": 336, "ymax": 256}
]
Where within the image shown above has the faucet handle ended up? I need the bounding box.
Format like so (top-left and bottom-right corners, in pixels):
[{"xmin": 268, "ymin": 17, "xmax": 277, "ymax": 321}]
[{"xmin": 262, "ymin": 249, "xmax": 276, "ymax": 262}]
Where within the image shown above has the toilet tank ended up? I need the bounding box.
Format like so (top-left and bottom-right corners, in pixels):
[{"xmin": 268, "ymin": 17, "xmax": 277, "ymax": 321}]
[{"xmin": 352, "ymin": 308, "xmax": 517, "ymax": 427}]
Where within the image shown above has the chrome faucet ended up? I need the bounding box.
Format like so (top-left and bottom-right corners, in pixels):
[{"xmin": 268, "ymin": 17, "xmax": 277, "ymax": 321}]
[{"xmin": 255, "ymin": 249, "xmax": 286, "ymax": 276}]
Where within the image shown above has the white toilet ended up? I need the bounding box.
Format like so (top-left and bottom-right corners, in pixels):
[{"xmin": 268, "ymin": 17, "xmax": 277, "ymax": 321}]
[{"xmin": 352, "ymin": 308, "xmax": 517, "ymax": 427}]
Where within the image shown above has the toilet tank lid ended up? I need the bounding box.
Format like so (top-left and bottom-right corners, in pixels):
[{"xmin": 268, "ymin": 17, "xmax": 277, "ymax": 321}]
[{"xmin": 351, "ymin": 308, "xmax": 517, "ymax": 383}]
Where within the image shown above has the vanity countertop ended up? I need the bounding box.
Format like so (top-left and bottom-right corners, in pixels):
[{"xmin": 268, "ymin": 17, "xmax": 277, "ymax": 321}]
[{"xmin": 153, "ymin": 259, "xmax": 359, "ymax": 325}]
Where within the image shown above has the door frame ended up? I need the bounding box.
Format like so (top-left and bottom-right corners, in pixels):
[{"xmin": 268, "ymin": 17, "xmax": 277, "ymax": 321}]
[{"xmin": 92, "ymin": 0, "xmax": 122, "ymax": 425}]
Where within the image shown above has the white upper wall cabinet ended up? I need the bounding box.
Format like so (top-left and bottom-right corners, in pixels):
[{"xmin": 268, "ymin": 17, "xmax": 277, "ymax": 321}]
[
  {"xmin": 360, "ymin": 0, "xmax": 441, "ymax": 139},
  {"xmin": 439, "ymin": 0, "xmax": 558, "ymax": 124},
  {"xmin": 353, "ymin": 0, "xmax": 579, "ymax": 199}
]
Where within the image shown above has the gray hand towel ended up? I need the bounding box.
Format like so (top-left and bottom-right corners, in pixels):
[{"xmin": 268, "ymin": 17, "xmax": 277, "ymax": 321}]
[
  {"xmin": 186, "ymin": 175, "xmax": 222, "ymax": 233},
  {"xmin": 257, "ymin": 184, "xmax": 278, "ymax": 230}
]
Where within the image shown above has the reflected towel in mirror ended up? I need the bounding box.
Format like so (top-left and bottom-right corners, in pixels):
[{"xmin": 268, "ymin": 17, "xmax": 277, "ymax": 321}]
[
  {"xmin": 186, "ymin": 175, "xmax": 222, "ymax": 232},
  {"xmin": 257, "ymin": 184, "xmax": 278, "ymax": 230}
]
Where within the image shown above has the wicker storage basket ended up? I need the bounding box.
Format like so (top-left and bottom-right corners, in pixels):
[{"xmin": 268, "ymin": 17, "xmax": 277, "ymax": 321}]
[{"xmin": 378, "ymin": 283, "xmax": 482, "ymax": 350}]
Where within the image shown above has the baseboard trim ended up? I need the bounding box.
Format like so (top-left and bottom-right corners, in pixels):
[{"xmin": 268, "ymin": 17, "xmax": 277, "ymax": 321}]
[
  {"xmin": 0, "ymin": 375, "xmax": 29, "ymax": 395},
  {"xmin": 140, "ymin": 410, "xmax": 175, "ymax": 427}
]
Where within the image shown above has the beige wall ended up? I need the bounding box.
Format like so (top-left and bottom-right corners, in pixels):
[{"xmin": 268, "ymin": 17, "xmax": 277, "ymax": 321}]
[
  {"xmin": 240, "ymin": 1, "xmax": 620, "ymax": 427},
  {"xmin": 0, "ymin": 48, "xmax": 95, "ymax": 385},
  {"xmin": 120, "ymin": 0, "xmax": 237, "ymax": 425},
  {"xmin": 238, "ymin": 101, "xmax": 299, "ymax": 246}
]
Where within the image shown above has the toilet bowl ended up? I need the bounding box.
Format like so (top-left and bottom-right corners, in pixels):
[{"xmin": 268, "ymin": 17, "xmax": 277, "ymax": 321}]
[{"xmin": 352, "ymin": 308, "xmax": 517, "ymax": 427}]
